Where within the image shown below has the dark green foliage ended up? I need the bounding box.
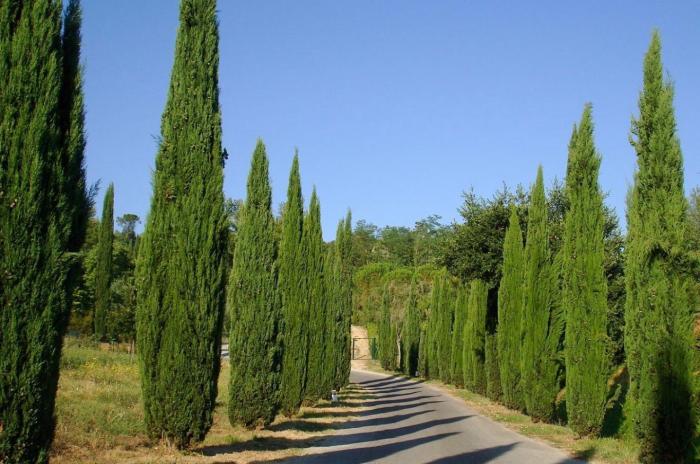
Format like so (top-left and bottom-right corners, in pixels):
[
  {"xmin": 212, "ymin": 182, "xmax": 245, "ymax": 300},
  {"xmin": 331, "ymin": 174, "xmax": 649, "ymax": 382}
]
[
  {"xmin": 520, "ymin": 167, "xmax": 564, "ymax": 422},
  {"xmin": 485, "ymin": 333, "xmax": 502, "ymax": 402},
  {"xmin": 303, "ymin": 189, "xmax": 328, "ymax": 402},
  {"xmin": 378, "ymin": 284, "xmax": 398, "ymax": 370},
  {"xmin": 0, "ymin": 1, "xmax": 88, "ymax": 462},
  {"xmin": 402, "ymin": 277, "xmax": 421, "ymax": 376},
  {"xmin": 497, "ymin": 205, "xmax": 525, "ymax": 410},
  {"xmin": 463, "ymin": 279, "xmax": 488, "ymax": 394},
  {"xmin": 563, "ymin": 105, "xmax": 610, "ymax": 437},
  {"xmin": 322, "ymin": 245, "xmax": 339, "ymax": 394},
  {"xmin": 624, "ymin": 32, "xmax": 695, "ymax": 463},
  {"xmin": 94, "ymin": 184, "xmax": 114, "ymax": 340},
  {"xmin": 227, "ymin": 141, "xmax": 281, "ymax": 427},
  {"xmin": 449, "ymin": 287, "xmax": 468, "ymax": 386},
  {"xmin": 425, "ymin": 274, "xmax": 444, "ymax": 379},
  {"xmin": 436, "ymin": 276, "xmax": 455, "ymax": 383},
  {"xmin": 278, "ymin": 154, "xmax": 308, "ymax": 416},
  {"xmin": 135, "ymin": 0, "xmax": 227, "ymax": 446}
]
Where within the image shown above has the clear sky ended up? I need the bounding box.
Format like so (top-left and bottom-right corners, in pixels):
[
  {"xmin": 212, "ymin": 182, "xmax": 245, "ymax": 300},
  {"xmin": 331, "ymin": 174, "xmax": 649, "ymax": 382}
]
[{"xmin": 82, "ymin": 1, "xmax": 699, "ymax": 239}]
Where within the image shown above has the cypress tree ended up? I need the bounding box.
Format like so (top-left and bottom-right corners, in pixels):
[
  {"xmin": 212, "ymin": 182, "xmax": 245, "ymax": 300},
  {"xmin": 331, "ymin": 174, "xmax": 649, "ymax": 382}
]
[
  {"xmin": 378, "ymin": 283, "xmax": 398, "ymax": 370},
  {"xmin": 135, "ymin": 0, "xmax": 227, "ymax": 445},
  {"xmin": 333, "ymin": 212, "xmax": 353, "ymax": 388},
  {"xmin": 279, "ymin": 154, "xmax": 308, "ymax": 416},
  {"xmin": 1, "ymin": 1, "xmax": 88, "ymax": 461},
  {"xmin": 463, "ymin": 279, "xmax": 488, "ymax": 394},
  {"xmin": 402, "ymin": 277, "xmax": 421, "ymax": 377},
  {"xmin": 322, "ymin": 244, "xmax": 339, "ymax": 394},
  {"xmin": 485, "ymin": 333, "xmax": 502, "ymax": 401},
  {"xmin": 437, "ymin": 276, "xmax": 455, "ymax": 383},
  {"xmin": 227, "ymin": 141, "xmax": 281, "ymax": 427},
  {"xmin": 625, "ymin": 32, "xmax": 695, "ymax": 462},
  {"xmin": 449, "ymin": 286, "xmax": 468, "ymax": 386},
  {"xmin": 520, "ymin": 167, "xmax": 564, "ymax": 422},
  {"xmin": 426, "ymin": 275, "xmax": 443, "ymax": 379},
  {"xmin": 563, "ymin": 105, "xmax": 610, "ymax": 436},
  {"xmin": 418, "ymin": 327, "xmax": 428, "ymax": 378},
  {"xmin": 94, "ymin": 183, "xmax": 114, "ymax": 340},
  {"xmin": 303, "ymin": 189, "xmax": 328, "ymax": 402},
  {"xmin": 497, "ymin": 205, "xmax": 525, "ymax": 410}
]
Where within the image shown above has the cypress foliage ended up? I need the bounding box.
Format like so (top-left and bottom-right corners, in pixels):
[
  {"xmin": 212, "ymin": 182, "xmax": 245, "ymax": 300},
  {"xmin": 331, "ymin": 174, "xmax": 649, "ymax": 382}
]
[
  {"xmin": 485, "ymin": 333, "xmax": 502, "ymax": 402},
  {"xmin": 278, "ymin": 154, "xmax": 308, "ymax": 416},
  {"xmin": 417, "ymin": 327, "xmax": 428, "ymax": 378},
  {"xmin": 227, "ymin": 141, "xmax": 281, "ymax": 427},
  {"xmin": 563, "ymin": 105, "xmax": 610, "ymax": 436},
  {"xmin": 332, "ymin": 213, "xmax": 353, "ymax": 388},
  {"xmin": 520, "ymin": 167, "xmax": 564, "ymax": 422},
  {"xmin": 624, "ymin": 32, "xmax": 695, "ymax": 462},
  {"xmin": 497, "ymin": 205, "xmax": 525, "ymax": 410},
  {"xmin": 1, "ymin": 1, "xmax": 88, "ymax": 461},
  {"xmin": 426, "ymin": 275, "xmax": 444, "ymax": 379},
  {"xmin": 449, "ymin": 287, "xmax": 468, "ymax": 386},
  {"xmin": 402, "ymin": 277, "xmax": 421, "ymax": 377},
  {"xmin": 378, "ymin": 283, "xmax": 398, "ymax": 370},
  {"xmin": 303, "ymin": 189, "xmax": 328, "ymax": 402},
  {"xmin": 437, "ymin": 276, "xmax": 455, "ymax": 383},
  {"xmin": 94, "ymin": 183, "xmax": 114, "ymax": 340},
  {"xmin": 135, "ymin": 0, "xmax": 228, "ymax": 445},
  {"xmin": 463, "ymin": 279, "xmax": 488, "ymax": 394},
  {"xmin": 322, "ymin": 245, "xmax": 339, "ymax": 394}
]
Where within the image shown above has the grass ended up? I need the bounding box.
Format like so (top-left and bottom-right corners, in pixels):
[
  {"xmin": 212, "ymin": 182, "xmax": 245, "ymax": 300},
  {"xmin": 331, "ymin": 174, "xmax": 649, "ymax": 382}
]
[{"xmin": 51, "ymin": 337, "xmax": 364, "ymax": 464}]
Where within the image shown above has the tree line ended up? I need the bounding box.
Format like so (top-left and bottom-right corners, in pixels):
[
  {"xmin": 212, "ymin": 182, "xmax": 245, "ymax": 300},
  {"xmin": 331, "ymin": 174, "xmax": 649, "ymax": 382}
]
[
  {"xmin": 0, "ymin": 1, "xmax": 352, "ymax": 462},
  {"xmin": 374, "ymin": 33, "xmax": 699, "ymax": 464}
]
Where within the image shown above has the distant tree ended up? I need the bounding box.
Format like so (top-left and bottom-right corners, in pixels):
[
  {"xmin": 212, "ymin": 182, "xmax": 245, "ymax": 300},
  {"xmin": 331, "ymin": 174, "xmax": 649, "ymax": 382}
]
[
  {"xmin": 563, "ymin": 105, "xmax": 610, "ymax": 437},
  {"xmin": 350, "ymin": 219, "xmax": 379, "ymax": 267},
  {"xmin": 135, "ymin": 0, "xmax": 228, "ymax": 446},
  {"xmin": 463, "ymin": 280, "xmax": 488, "ymax": 394},
  {"xmin": 520, "ymin": 167, "xmax": 564, "ymax": 422},
  {"xmin": 624, "ymin": 32, "xmax": 695, "ymax": 462},
  {"xmin": 278, "ymin": 154, "xmax": 308, "ymax": 416},
  {"xmin": 377, "ymin": 226, "xmax": 415, "ymax": 266},
  {"xmin": 227, "ymin": 141, "xmax": 281, "ymax": 427},
  {"xmin": 497, "ymin": 205, "xmax": 525, "ymax": 410},
  {"xmin": 413, "ymin": 215, "xmax": 447, "ymax": 266},
  {"xmin": 94, "ymin": 184, "xmax": 114, "ymax": 340}
]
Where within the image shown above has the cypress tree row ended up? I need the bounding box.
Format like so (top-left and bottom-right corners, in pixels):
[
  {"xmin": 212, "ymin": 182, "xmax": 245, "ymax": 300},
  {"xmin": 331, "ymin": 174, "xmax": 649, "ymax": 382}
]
[
  {"xmin": 94, "ymin": 183, "xmax": 114, "ymax": 340},
  {"xmin": 497, "ymin": 205, "xmax": 525, "ymax": 410},
  {"xmin": 402, "ymin": 277, "xmax": 421, "ymax": 377},
  {"xmin": 303, "ymin": 189, "xmax": 328, "ymax": 402},
  {"xmin": 378, "ymin": 283, "xmax": 399, "ymax": 370},
  {"xmin": 227, "ymin": 141, "xmax": 281, "ymax": 427},
  {"xmin": 1, "ymin": 1, "xmax": 88, "ymax": 461},
  {"xmin": 563, "ymin": 105, "xmax": 610, "ymax": 437},
  {"xmin": 449, "ymin": 286, "xmax": 468, "ymax": 386},
  {"xmin": 520, "ymin": 167, "xmax": 564, "ymax": 422},
  {"xmin": 135, "ymin": 0, "xmax": 228, "ymax": 445},
  {"xmin": 624, "ymin": 32, "xmax": 695, "ymax": 462},
  {"xmin": 463, "ymin": 279, "xmax": 488, "ymax": 394},
  {"xmin": 278, "ymin": 154, "xmax": 308, "ymax": 416}
]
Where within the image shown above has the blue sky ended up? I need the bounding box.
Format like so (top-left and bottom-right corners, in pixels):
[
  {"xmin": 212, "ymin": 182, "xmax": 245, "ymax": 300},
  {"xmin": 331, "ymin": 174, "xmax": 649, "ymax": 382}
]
[{"xmin": 82, "ymin": 1, "xmax": 699, "ymax": 239}]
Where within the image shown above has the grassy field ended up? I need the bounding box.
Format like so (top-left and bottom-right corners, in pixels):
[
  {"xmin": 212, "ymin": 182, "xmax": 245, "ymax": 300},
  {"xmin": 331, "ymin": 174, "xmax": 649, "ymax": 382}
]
[{"xmin": 51, "ymin": 338, "xmax": 365, "ymax": 463}]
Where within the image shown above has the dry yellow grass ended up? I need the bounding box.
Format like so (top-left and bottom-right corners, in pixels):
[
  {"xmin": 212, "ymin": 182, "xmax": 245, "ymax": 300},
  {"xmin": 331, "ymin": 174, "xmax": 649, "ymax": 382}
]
[{"xmin": 51, "ymin": 338, "xmax": 366, "ymax": 464}]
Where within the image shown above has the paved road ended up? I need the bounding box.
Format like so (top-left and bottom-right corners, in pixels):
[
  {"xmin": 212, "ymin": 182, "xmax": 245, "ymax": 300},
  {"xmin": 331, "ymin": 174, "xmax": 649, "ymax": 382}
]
[{"xmin": 287, "ymin": 369, "xmax": 581, "ymax": 464}]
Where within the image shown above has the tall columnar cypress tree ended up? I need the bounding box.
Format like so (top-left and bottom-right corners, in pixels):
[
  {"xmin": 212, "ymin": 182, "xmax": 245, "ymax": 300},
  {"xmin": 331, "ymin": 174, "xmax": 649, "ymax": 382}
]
[
  {"xmin": 322, "ymin": 244, "xmax": 339, "ymax": 394},
  {"xmin": 402, "ymin": 277, "xmax": 421, "ymax": 377},
  {"xmin": 135, "ymin": 0, "xmax": 227, "ymax": 446},
  {"xmin": 378, "ymin": 283, "xmax": 397, "ymax": 370},
  {"xmin": 437, "ymin": 276, "xmax": 455, "ymax": 383},
  {"xmin": 497, "ymin": 205, "xmax": 525, "ymax": 410},
  {"xmin": 333, "ymin": 212, "xmax": 353, "ymax": 388},
  {"xmin": 94, "ymin": 184, "xmax": 114, "ymax": 340},
  {"xmin": 520, "ymin": 167, "xmax": 564, "ymax": 422},
  {"xmin": 303, "ymin": 189, "xmax": 328, "ymax": 402},
  {"xmin": 278, "ymin": 154, "xmax": 308, "ymax": 416},
  {"xmin": 625, "ymin": 32, "xmax": 695, "ymax": 462},
  {"xmin": 426, "ymin": 275, "xmax": 443, "ymax": 379},
  {"xmin": 485, "ymin": 333, "xmax": 502, "ymax": 402},
  {"xmin": 449, "ymin": 286, "xmax": 468, "ymax": 387},
  {"xmin": 227, "ymin": 141, "xmax": 281, "ymax": 427},
  {"xmin": 463, "ymin": 279, "xmax": 488, "ymax": 394},
  {"xmin": 1, "ymin": 1, "xmax": 88, "ymax": 462},
  {"xmin": 563, "ymin": 105, "xmax": 610, "ymax": 437}
]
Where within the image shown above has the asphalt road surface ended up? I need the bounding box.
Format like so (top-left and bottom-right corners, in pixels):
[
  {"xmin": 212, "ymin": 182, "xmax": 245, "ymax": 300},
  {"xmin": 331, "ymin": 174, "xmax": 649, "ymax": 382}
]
[{"xmin": 286, "ymin": 369, "xmax": 581, "ymax": 464}]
